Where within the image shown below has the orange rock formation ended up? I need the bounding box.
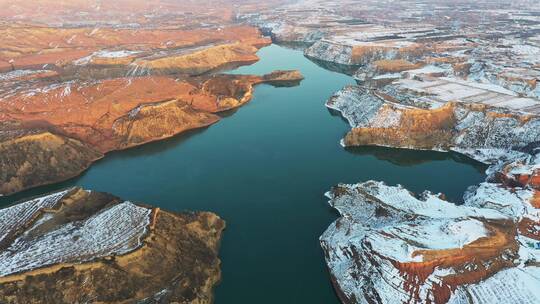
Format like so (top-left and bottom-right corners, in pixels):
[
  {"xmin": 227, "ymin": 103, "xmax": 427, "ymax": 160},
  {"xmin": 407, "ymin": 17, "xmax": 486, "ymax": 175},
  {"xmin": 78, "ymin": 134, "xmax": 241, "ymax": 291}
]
[
  {"xmin": 0, "ymin": 25, "xmax": 270, "ymax": 72},
  {"xmin": 0, "ymin": 14, "xmax": 307, "ymax": 197},
  {"xmin": 372, "ymin": 59, "xmax": 423, "ymax": 73},
  {"xmin": 0, "ymin": 70, "xmax": 303, "ymax": 195}
]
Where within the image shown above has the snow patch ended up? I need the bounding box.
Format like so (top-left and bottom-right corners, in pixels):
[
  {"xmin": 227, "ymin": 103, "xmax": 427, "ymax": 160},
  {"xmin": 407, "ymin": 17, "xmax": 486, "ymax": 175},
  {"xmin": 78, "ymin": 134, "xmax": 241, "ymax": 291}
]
[{"xmin": 0, "ymin": 201, "xmax": 151, "ymax": 277}]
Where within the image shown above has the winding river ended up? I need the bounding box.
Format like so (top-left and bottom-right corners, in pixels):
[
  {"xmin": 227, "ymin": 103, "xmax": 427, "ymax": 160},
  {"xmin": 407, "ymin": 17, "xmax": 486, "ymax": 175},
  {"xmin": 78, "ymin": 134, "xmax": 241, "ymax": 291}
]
[{"xmin": 0, "ymin": 45, "xmax": 487, "ymax": 303}]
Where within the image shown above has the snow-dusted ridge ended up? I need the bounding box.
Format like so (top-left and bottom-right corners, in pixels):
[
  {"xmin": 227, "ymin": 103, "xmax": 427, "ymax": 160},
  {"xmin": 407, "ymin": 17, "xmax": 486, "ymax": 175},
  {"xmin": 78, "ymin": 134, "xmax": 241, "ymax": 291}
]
[
  {"xmin": 0, "ymin": 189, "xmax": 72, "ymax": 245},
  {"xmin": 0, "ymin": 189, "xmax": 152, "ymax": 278},
  {"xmin": 73, "ymin": 50, "xmax": 141, "ymax": 65},
  {"xmin": 0, "ymin": 187, "xmax": 225, "ymax": 303},
  {"xmin": 0, "ymin": 69, "xmax": 52, "ymax": 81},
  {"xmin": 321, "ymin": 174, "xmax": 540, "ymax": 303}
]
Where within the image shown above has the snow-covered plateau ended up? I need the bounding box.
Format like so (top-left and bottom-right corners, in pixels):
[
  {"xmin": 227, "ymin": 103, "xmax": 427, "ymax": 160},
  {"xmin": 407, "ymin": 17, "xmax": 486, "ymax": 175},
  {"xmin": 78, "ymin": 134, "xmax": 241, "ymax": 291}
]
[{"xmin": 321, "ymin": 164, "xmax": 540, "ymax": 304}]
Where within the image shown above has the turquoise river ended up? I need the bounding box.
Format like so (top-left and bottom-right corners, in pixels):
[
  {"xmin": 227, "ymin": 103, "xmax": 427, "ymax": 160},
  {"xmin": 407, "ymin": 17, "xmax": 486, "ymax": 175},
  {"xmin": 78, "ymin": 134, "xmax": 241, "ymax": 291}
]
[{"xmin": 0, "ymin": 45, "xmax": 487, "ymax": 303}]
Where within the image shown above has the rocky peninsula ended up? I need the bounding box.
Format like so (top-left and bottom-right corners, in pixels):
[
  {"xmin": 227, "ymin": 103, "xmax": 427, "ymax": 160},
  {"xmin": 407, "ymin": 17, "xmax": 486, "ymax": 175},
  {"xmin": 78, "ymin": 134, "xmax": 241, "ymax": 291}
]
[{"xmin": 0, "ymin": 187, "xmax": 225, "ymax": 303}]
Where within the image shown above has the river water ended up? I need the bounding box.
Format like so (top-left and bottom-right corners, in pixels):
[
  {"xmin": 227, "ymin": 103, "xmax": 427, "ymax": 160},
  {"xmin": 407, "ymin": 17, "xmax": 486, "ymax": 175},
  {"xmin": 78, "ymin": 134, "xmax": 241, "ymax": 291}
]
[{"xmin": 0, "ymin": 45, "xmax": 486, "ymax": 303}]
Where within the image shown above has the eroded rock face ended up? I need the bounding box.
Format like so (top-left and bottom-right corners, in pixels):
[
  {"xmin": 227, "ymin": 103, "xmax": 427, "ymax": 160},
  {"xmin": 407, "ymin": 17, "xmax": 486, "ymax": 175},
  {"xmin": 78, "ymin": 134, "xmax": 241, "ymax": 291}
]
[
  {"xmin": 0, "ymin": 187, "xmax": 225, "ymax": 304},
  {"xmin": 322, "ymin": 166, "xmax": 540, "ymax": 304},
  {"xmin": 305, "ymin": 40, "xmax": 355, "ymax": 66},
  {"xmin": 305, "ymin": 40, "xmax": 427, "ymax": 68},
  {"xmin": 262, "ymin": 70, "xmax": 304, "ymax": 87},
  {"xmin": 0, "ymin": 129, "xmax": 102, "ymax": 196},
  {"xmin": 329, "ymin": 86, "xmax": 540, "ymax": 162}
]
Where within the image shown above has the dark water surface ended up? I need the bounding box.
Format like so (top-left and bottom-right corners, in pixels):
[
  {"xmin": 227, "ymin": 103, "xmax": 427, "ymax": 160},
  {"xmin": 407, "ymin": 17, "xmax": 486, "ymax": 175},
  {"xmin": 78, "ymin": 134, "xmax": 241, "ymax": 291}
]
[{"xmin": 0, "ymin": 45, "xmax": 486, "ymax": 303}]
